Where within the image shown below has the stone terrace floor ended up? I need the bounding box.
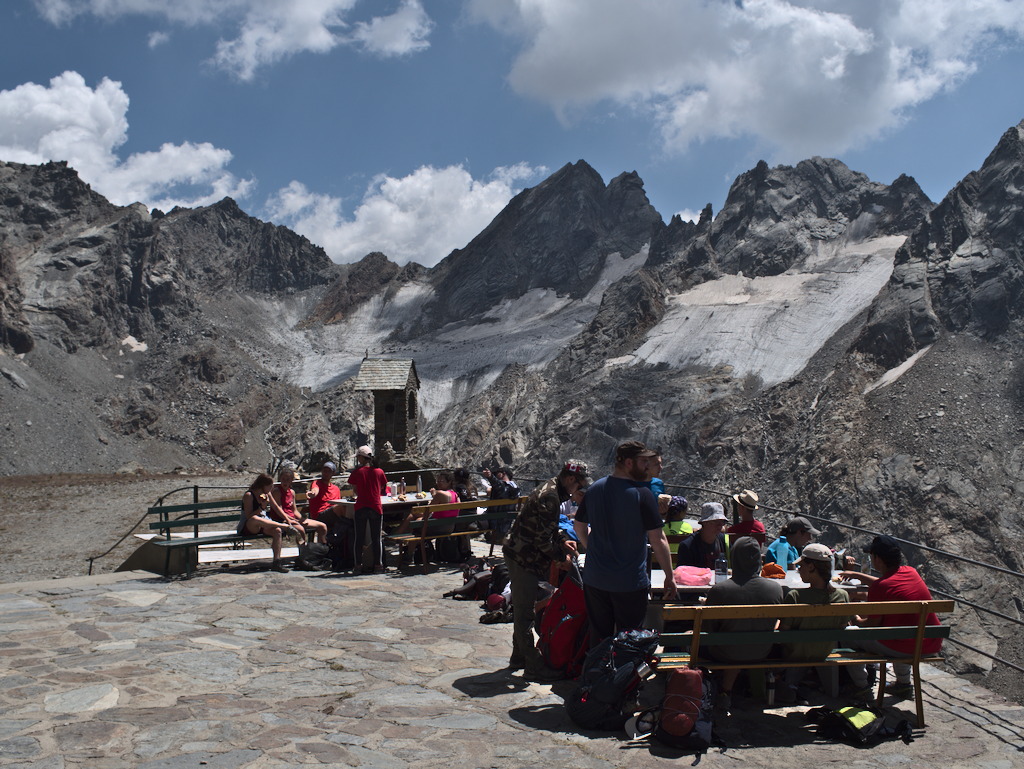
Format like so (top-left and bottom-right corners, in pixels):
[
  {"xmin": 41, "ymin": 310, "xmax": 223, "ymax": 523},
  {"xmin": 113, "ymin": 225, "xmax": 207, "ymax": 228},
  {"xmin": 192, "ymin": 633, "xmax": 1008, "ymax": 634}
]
[{"xmin": 2, "ymin": 557, "xmax": 1024, "ymax": 769}]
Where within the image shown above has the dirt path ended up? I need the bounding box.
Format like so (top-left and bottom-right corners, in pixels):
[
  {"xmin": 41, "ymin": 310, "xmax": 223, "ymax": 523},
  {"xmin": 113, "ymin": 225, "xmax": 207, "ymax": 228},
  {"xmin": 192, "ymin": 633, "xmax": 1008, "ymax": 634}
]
[{"xmin": 0, "ymin": 472, "xmax": 250, "ymax": 583}]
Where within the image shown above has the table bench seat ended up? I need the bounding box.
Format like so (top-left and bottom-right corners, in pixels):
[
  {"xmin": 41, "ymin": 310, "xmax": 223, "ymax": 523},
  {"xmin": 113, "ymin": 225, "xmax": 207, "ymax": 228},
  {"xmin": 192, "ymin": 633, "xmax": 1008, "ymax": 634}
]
[
  {"xmin": 383, "ymin": 498, "xmax": 522, "ymax": 572},
  {"xmin": 659, "ymin": 599, "xmax": 953, "ymax": 726}
]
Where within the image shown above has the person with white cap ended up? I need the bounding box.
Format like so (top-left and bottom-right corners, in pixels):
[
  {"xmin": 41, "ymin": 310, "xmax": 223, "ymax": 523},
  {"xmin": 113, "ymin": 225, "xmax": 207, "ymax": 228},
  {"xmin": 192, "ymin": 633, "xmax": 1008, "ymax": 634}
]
[
  {"xmin": 775, "ymin": 543, "xmax": 851, "ymax": 704},
  {"xmin": 675, "ymin": 502, "xmax": 729, "ymax": 569},
  {"xmin": 348, "ymin": 445, "xmax": 388, "ymax": 573},
  {"xmin": 726, "ymin": 489, "xmax": 766, "ymax": 545}
]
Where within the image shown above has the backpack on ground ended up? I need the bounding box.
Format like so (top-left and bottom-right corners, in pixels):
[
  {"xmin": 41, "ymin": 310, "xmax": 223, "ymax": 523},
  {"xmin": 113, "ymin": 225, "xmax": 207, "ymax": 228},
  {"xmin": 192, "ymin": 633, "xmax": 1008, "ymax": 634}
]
[
  {"xmin": 536, "ymin": 561, "xmax": 590, "ymax": 678},
  {"xmin": 293, "ymin": 542, "xmax": 333, "ymax": 571},
  {"xmin": 651, "ymin": 667, "xmax": 720, "ymax": 753},
  {"xmin": 326, "ymin": 518, "xmax": 354, "ymax": 572},
  {"xmin": 808, "ymin": 705, "xmax": 914, "ymax": 747},
  {"xmin": 565, "ymin": 629, "xmax": 660, "ymax": 731},
  {"xmin": 434, "ymin": 535, "xmax": 464, "ymax": 563},
  {"xmin": 443, "ymin": 558, "xmax": 494, "ymax": 600}
]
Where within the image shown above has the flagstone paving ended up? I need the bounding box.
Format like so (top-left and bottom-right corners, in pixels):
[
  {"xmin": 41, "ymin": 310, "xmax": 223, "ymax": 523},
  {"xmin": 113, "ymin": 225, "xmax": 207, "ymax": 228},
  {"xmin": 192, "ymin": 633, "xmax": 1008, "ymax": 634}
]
[{"xmin": 1, "ymin": 562, "xmax": 1023, "ymax": 768}]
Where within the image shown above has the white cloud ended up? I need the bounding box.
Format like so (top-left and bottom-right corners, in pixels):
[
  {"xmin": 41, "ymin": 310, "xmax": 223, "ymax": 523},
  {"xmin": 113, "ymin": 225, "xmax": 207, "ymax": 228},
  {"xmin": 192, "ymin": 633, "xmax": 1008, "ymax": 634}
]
[
  {"xmin": 350, "ymin": 0, "xmax": 433, "ymax": 57},
  {"xmin": 266, "ymin": 163, "xmax": 546, "ymax": 266},
  {"xmin": 148, "ymin": 30, "xmax": 170, "ymax": 48},
  {"xmin": 673, "ymin": 209, "xmax": 702, "ymax": 225},
  {"xmin": 0, "ymin": 71, "xmax": 252, "ymax": 209},
  {"xmin": 469, "ymin": 0, "xmax": 1024, "ymax": 159},
  {"xmin": 33, "ymin": 0, "xmax": 434, "ymax": 80}
]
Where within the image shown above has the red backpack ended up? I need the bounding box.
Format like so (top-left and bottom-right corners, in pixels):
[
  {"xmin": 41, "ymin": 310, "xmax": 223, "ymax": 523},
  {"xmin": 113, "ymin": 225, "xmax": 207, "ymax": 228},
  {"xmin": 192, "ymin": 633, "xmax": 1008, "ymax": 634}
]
[
  {"xmin": 536, "ymin": 561, "xmax": 590, "ymax": 677},
  {"xmin": 653, "ymin": 668, "xmax": 719, "ymax": 752}
]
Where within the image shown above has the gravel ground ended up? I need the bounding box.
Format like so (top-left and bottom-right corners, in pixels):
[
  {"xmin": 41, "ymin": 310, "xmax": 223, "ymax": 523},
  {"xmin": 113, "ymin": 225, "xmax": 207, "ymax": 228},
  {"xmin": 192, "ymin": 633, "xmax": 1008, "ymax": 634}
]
[{"xmin": 0, "ymin": 471, "xmax": 251, "ymax": 584}]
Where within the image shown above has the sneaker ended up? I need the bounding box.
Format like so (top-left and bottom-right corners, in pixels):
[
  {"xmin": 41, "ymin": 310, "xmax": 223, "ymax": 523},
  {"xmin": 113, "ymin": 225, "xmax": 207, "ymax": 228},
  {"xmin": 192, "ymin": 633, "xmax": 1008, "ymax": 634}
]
[
  {"xmin": 885, "ymin": 682, "xmax": 914, "ymax": 699},
  {"xmin": 523, "ymin": 665, "xmax": 565, "ymax": 683},
  {"xmin": 849, "ymin": 685, "xmax": 874, "ymax": 702},
  {"xmin": 270, "ymin": 561, "xmax": 289, "ymax": 573}
]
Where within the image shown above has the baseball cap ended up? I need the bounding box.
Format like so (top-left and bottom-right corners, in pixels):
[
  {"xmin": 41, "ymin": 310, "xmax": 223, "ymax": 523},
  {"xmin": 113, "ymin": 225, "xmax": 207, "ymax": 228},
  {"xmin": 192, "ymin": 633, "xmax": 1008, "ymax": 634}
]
[
  {"xmin": 562, "ymin": 459, "xmax": 591, "ymax": 484},
  {"xmin": 356, "ymin": 445, "xmax": 373, "ymax": 458},
  {"xmin": 795, "ymin": 543, "xmax": 833, "ymax": 565},
  {"xmin": 322, "ymin": 461, "xmax": 337, "ymax": 473},
  {"xmin": 783, "ymin": 516, "xmax": 821, "ymax": 537},
  {"xmin": 863, "ymin": 535, "xmax": 902, "ymax": 560},
  {"xmin": 616, "ymin": 440, "xmax": 657, "ymax": 462}
]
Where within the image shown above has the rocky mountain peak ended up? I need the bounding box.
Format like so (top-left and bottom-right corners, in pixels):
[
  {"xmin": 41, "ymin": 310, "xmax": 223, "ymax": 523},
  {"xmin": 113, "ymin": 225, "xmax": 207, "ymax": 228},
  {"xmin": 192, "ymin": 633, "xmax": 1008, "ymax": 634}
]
[
  {"xmin": 650, "ymin": 156, "xmax": 932, "ymax": 292},
  {"xmin": 409, "ymin": 160, "xmax": 662, "ymax": 336},
  {"xmin": 859, "ymin": 120, "xmax": 1024, "ymax": 367}
]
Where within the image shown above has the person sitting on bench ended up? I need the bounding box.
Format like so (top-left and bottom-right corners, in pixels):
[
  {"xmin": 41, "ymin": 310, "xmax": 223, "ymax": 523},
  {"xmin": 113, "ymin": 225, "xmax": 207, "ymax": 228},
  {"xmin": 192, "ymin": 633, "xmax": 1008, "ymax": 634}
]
[
  {"xmin": 776, "ymin": 543, "xmax": 851, "ymax": 703},
  {"xmin": 397, "ymin": 469, "xmax": 460, "ymax": 565},
  {"xmin": 839, "ymin": 534, "xmax": 943, "ymax": 701},
  {"xmin": 273, "ymin": 465, "xmax": 327, "ymax": 545},
  {"xmin": 702, "ymin": 535, "xmax": 783, "ymax": 711},
  {"xmin": 239, "ymin": 472, "xmax": 305, "ymax": 573}
]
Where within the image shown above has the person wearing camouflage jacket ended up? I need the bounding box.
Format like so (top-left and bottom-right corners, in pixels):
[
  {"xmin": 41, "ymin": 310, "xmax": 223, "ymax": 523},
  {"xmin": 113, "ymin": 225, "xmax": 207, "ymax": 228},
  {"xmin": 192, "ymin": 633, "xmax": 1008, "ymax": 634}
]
[{"xmin": 502, "ymin": 460, "xmax": 590, "ymax": 681}]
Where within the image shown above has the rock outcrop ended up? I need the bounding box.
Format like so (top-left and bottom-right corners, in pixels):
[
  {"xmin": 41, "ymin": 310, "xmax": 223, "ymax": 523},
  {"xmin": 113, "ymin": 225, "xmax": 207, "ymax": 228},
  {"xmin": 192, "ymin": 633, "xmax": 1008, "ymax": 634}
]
[{"xmin": 859, "ymin": 121, "xmax": 1024, "ymax": 368}]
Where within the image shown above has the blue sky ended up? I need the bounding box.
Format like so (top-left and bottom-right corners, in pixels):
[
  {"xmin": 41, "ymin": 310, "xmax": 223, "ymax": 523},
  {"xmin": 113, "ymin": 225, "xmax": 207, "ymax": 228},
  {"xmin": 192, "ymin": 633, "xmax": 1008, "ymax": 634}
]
[{"xmin": 2, "ymin": 1, "xmax": 1024, "ymax": 267}]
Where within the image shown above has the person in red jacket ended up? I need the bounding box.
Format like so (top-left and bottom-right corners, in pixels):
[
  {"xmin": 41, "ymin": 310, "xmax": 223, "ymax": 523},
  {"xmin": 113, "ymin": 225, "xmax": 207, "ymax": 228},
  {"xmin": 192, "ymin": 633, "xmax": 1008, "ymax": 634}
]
[
  {"xmin": 840, "ymin": 534, "xmax": 942, "ymax": 700},
  {"xmin": 348, "ymin": 446, "xmax": 388, "ymax": 573},
  {"xmin": 725, "ymin": 488, "xmax": 766, "ymax": 545}
]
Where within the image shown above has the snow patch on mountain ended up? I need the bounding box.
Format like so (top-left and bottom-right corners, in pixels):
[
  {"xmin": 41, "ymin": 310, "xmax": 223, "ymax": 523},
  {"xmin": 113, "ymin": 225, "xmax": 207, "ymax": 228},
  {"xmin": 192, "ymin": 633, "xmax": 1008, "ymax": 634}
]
[{"xmin": 631, "ymin": 235, "xmax": 906, "ymax": 384}]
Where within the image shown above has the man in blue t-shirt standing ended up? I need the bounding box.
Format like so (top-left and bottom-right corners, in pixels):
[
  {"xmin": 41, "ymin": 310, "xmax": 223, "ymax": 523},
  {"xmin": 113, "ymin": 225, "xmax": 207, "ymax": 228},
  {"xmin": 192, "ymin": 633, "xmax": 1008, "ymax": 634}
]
[{"xmin": 574, "ymin": 441, "xmax": 678, "ymax": 646}]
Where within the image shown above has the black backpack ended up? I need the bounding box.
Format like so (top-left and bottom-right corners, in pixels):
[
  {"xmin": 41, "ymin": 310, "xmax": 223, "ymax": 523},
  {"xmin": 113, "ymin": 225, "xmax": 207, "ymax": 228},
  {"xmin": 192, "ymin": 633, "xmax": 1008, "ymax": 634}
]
[
  {"xmin": 565, "ymin": 629, "xmax": 660, "ymax": 731},
  {"xmin": 293, "ymin": 542, "xmax": 333, "ymax": 571},
  {"xmin": 808, "ymin": 705, "xmax": 914, "ymax": 747}
]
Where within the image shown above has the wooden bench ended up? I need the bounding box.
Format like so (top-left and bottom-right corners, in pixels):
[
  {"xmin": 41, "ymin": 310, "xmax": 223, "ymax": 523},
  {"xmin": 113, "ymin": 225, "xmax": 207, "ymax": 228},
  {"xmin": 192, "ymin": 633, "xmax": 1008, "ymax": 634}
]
[
  {"xmin": 659, "ymin": 600, "xmax": 953, "ymax": 726},
  {"xmin": 384, "ymin": 497, "xmax": 523, "ymax": 572},
  {"xmin": 146, "ymin": 491, "xmax": 332, "ymax": 577}
]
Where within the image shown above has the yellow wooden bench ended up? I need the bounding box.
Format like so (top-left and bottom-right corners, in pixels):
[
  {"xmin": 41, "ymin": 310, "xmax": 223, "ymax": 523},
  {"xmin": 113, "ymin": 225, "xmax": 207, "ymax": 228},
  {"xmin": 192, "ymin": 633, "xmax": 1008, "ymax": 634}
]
[{"xmin": 659, "ymin": 599, "xmax": 954, "ymax": 726}]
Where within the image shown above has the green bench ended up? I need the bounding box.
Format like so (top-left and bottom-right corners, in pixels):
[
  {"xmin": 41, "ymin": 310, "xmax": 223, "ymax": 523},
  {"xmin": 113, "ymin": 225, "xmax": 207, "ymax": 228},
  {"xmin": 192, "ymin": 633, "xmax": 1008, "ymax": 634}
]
[
  {"xmin": 146, "ymin": 492, "xmax": 323, "ymax": 577},
  {"xmin": 146, "ymin": 499, "xmax": 252, "ymax": 577},
  {"xmin": 659, "ymin": 599, "xmax": 953, "ymax": 726}
]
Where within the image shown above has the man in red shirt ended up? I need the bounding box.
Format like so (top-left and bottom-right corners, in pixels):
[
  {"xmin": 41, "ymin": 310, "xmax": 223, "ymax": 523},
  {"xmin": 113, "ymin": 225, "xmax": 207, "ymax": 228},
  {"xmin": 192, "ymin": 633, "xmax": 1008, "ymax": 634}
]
[
  {"xmin": 307, "ymin": 461, "xmax": 343, "ymax": 520},
  {"xmin": 726, "ymin": 489, "xmax": 766, "ymax": 545},
  {"xmin": 840, "ymin": 535, "xmax": 942, "ymax": 700}
]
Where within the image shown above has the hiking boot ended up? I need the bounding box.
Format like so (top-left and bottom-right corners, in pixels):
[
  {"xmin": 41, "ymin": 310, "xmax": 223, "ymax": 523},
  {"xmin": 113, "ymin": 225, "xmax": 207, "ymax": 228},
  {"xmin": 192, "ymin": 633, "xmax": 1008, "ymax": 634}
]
[
  {"xmin": 523, "ymin": 664, "xmax": 564, "ymax": 683},
  {"xmin": 507, "ymin": 656, "xmax": 526, "ymax": 671},
  {"xmin": 270, "ymin": 560, "xmax": 289, "ymax": 573},
  {"xmin": 885, "ymin": 682, "xmax": 914, "ymax": 699}
]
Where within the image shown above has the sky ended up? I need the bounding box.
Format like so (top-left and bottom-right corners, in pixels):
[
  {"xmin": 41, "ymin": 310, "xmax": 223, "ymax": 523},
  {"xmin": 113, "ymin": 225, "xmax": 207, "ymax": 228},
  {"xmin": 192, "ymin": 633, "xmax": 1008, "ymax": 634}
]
[{"xmin": 2, "ymin": 0, "xmax": 1024, "ymax": 269}]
